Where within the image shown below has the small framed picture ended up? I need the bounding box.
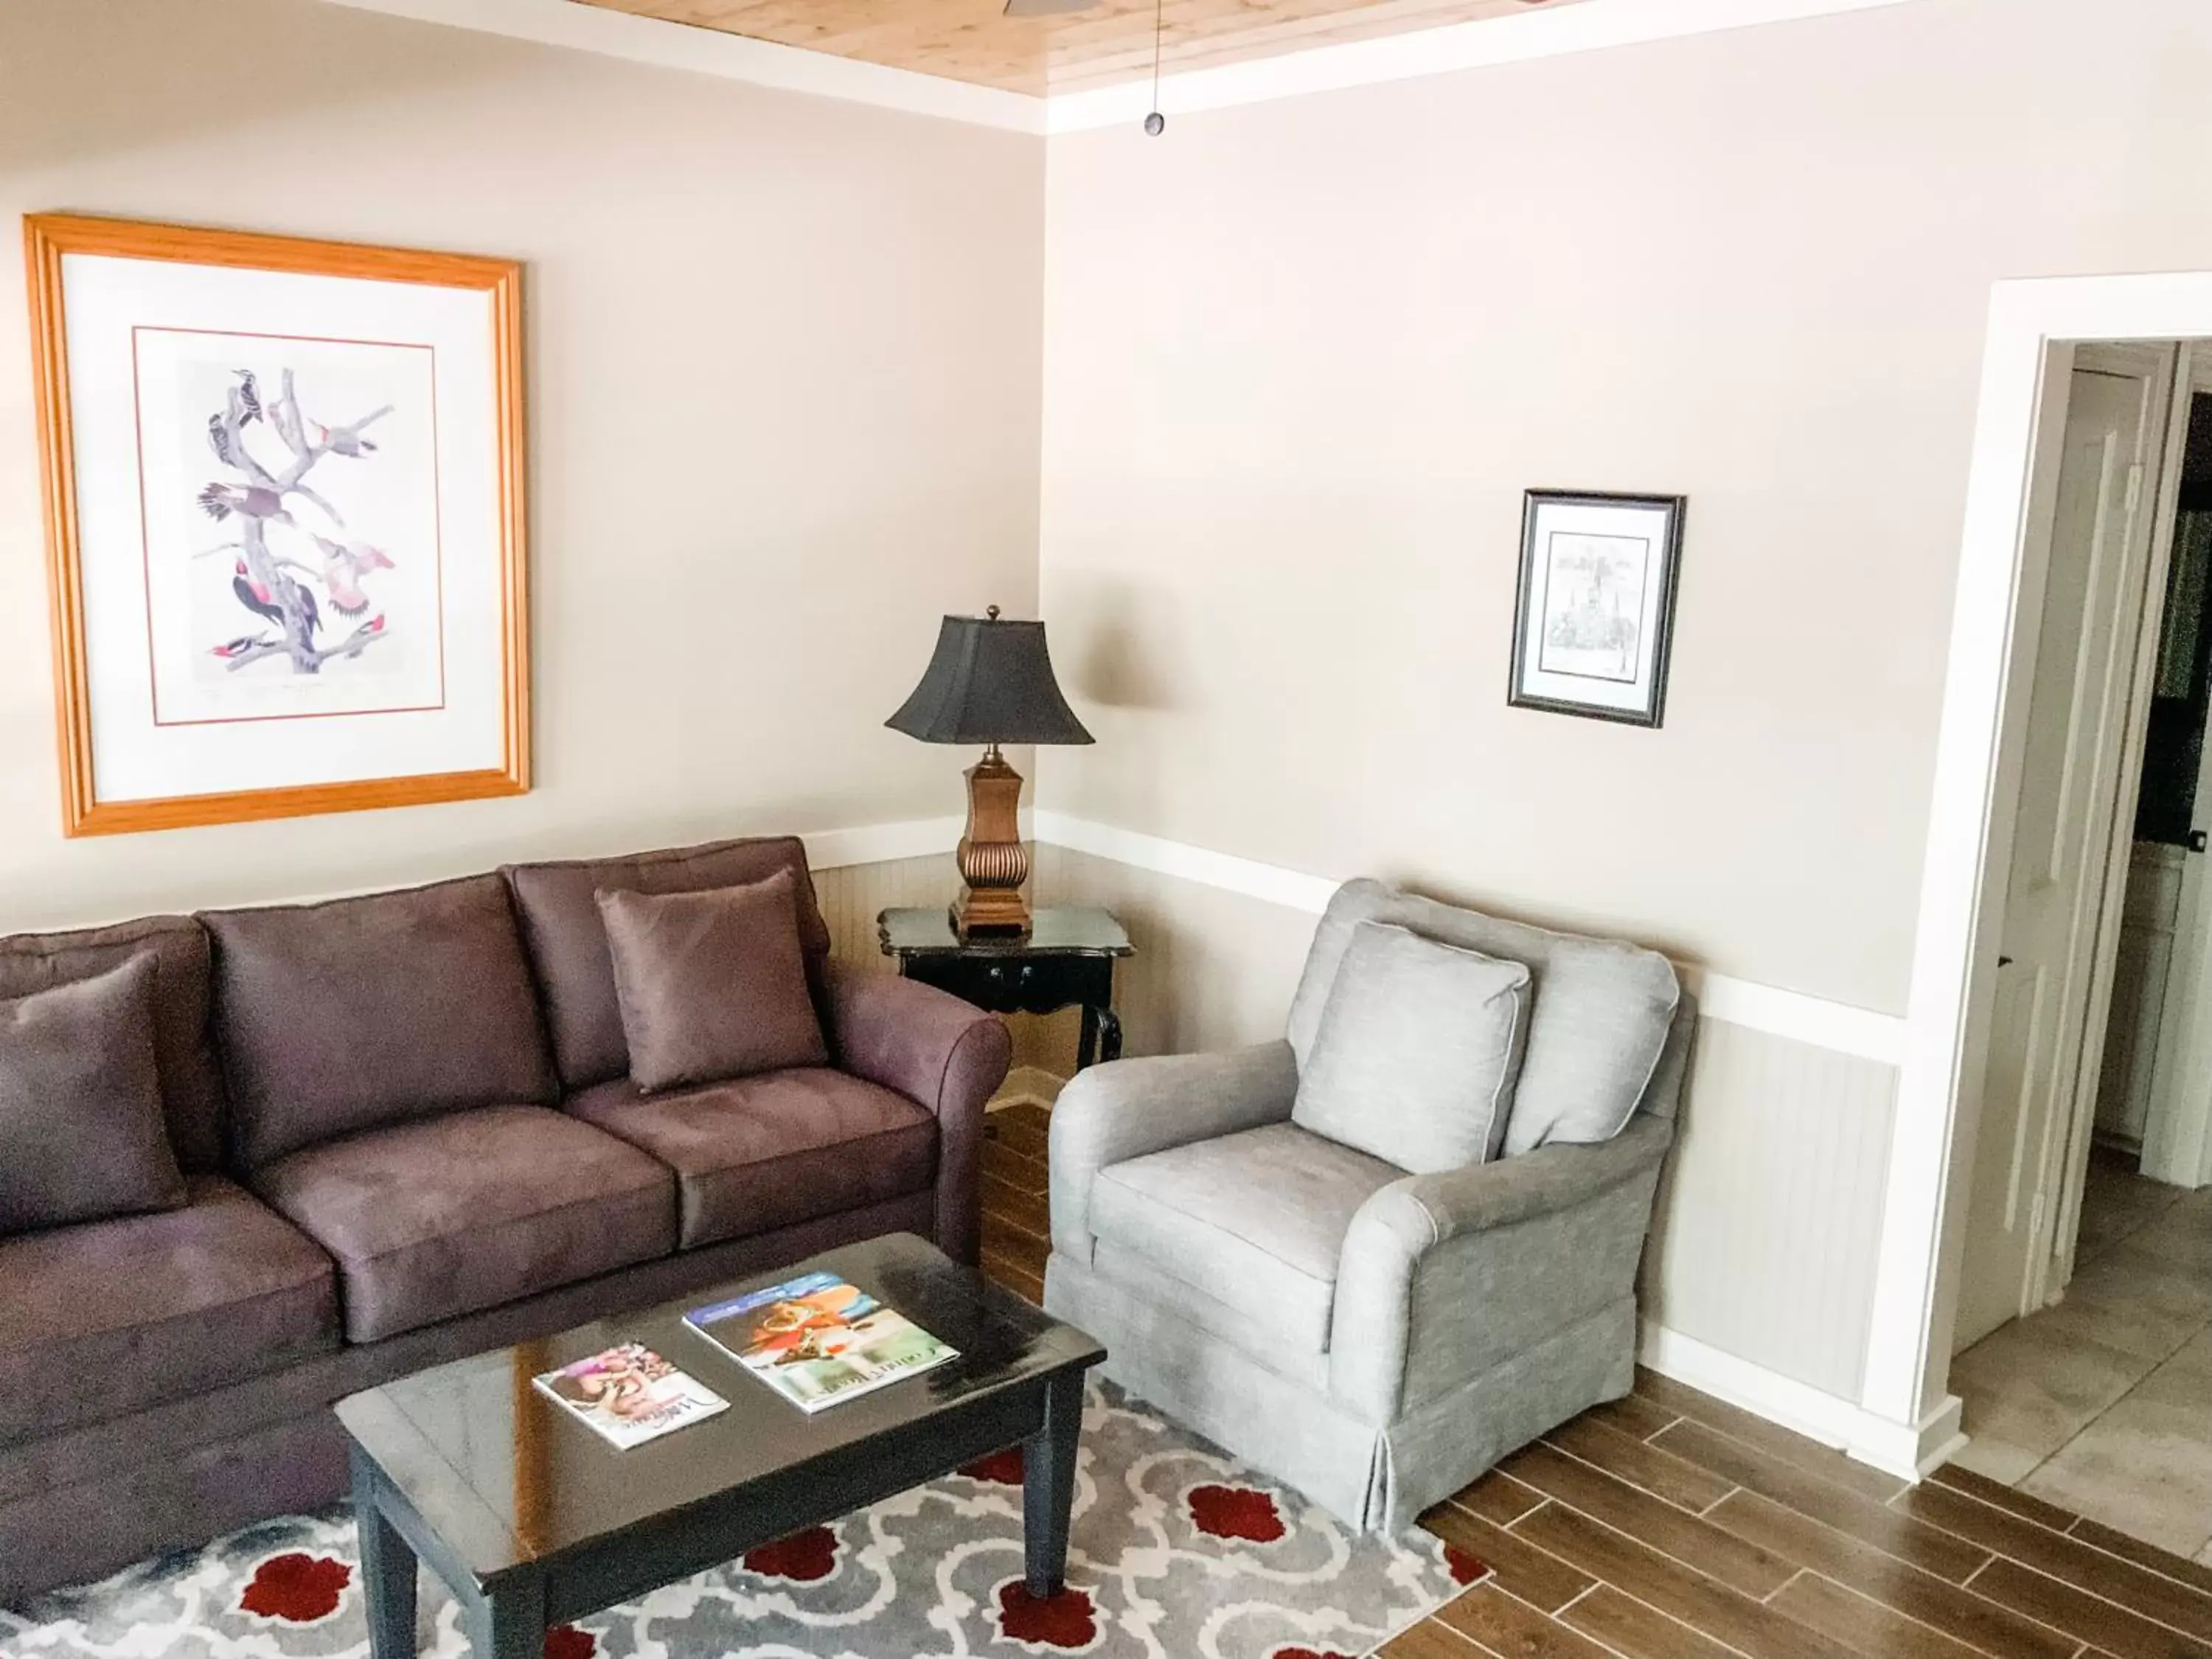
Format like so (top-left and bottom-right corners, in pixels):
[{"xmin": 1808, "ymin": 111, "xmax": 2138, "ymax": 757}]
[{"xmin": 1509, "ymin": 490, "xmax": 1686, "ymax": 728}]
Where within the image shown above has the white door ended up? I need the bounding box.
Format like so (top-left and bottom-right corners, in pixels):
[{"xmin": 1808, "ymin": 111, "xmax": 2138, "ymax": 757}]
[
  {"xmin": 1955, "ymin": 349, "xmax": 2174, "ymax": 1354},
  {"xmin": 2142, "ymin": 356, "xmax": 2212, "ymax": 1190}
]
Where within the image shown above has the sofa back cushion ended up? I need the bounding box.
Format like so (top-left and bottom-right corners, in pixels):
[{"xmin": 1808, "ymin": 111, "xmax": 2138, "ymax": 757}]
[
  {"xmin": 0, "ymin": 915, "xmax": 226, "ymax": 1172},
  {"xmin": 1289, "ymin": 880, "xmax": 1680, "ymax": 1155},
  {"xmin": 204, "ymin": 874, "xmax": 556, "ymax": 1167},
  {"xmin": 0, "ymin": 954, "xmax": 187, "ymax": 1235},
  {"xmin": 504, "ymin": 838, "xmax": 832, "ymax": 1090},
  {"xmin": 1291, "ymin": 922, "xmax": 1530, "ymax": 1173}
]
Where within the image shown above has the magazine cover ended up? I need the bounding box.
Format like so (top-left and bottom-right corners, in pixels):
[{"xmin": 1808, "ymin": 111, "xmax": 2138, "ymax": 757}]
[
  {"xmin": 686, "ymin": 1271, "xmax": 959, "ymax": 1413},
  {"xmin": 532, "ymin": 1342, "xmax": 728, "ymax": 1450}
]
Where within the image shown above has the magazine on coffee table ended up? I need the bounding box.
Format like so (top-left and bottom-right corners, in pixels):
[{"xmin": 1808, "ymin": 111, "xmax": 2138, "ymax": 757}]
[
  {"xmin": 532, "ymin": 1342, "xmax": 728, "ymax": 1450},
  {"xmin": 685, "ymin": 1271, "xmax": 958, "ymax": 1413}
]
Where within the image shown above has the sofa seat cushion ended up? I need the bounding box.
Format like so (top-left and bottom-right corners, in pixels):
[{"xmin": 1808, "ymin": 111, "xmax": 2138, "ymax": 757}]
[
  {"xmin": 567, "ymin": 1070, "xmax": 937, "ymax": 1249},
  {"xmin": 1089, "ymin": 1122, "xmax": 1404, "ymax": 1357},
  {"xmin": 251, "ymin": 1105, "xmax": 675, "ymax": 1342},
  {"xmin": 0, "ymin": 1175, "xmax": 336, "ymax": 1444}
]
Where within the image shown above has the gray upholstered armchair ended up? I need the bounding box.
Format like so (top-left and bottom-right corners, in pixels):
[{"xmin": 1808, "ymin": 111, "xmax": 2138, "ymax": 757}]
[{"xmin": 1043, "ymin": 879, "xmax": 1694, "ymax": 1534}]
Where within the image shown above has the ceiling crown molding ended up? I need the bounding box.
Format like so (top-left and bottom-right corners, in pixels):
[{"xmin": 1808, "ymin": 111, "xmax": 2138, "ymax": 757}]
[{"xmin": 322, "ymin": 0, "xmax": 1918, "ymax": 134}]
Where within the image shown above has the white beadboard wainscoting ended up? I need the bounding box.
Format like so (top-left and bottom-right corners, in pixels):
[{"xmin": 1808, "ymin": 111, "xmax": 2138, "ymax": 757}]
[{"xmin": 804, "ymin": 816, "xmax": 1931, "ymax": 1476}]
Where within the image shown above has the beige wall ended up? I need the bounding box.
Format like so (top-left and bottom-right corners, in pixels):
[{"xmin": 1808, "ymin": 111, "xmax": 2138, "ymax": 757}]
[
  {"xmin": 0, "ymin": 0, "xmax": 1041, "ymax": 931},
  {"xmin": 1036, "ymin": 0, "xmax": 2212, "ymax": 1015}
]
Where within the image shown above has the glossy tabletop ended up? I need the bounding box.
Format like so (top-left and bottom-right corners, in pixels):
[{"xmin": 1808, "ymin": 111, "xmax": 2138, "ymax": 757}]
[
  {"xmin": 878, "ymin": 905, "xmax": 1133, "ymax": 958},
  {"xmin": 334, "ymin": 1233, "xmax": 1103, "ymax": 1582}
]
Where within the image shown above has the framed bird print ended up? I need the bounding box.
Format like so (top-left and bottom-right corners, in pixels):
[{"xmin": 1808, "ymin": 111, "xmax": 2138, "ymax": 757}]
[{"xmin": 24, "ymin": 213, "xmax": 529, "ymax": 835}]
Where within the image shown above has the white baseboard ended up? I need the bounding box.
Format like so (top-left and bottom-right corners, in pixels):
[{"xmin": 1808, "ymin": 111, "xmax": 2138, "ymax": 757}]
[{"xmin": 1638, "ymin": 1322, "xmax": 1959, "ymax": 1481}]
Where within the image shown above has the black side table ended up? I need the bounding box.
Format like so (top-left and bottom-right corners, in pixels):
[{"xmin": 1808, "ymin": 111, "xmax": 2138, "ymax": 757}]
[{"xmin": 879, "ymin": 906, "xmax": 1133, "ymax": 1071}]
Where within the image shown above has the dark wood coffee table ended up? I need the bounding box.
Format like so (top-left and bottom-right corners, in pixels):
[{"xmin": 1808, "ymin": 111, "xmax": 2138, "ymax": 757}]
[{"xmin": 336, "ymin": 1233, "xmax": 1105, "ymax": 1658}]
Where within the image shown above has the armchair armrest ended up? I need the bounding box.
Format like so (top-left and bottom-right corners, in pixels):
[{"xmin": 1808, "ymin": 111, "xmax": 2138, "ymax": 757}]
[
  {"xmin": 824, "ymin": 960, "xmax": 1012, "ymax": 1266},
  {"xmin": 1048, "ymin": 1040, "xmax": 1298, "ymax": 1262},
  {"xmin": 1329, "ymin": 1113, "xmax": 1673, "ymax": 1420}
]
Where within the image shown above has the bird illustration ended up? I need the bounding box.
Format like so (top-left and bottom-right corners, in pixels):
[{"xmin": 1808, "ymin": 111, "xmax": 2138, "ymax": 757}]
[
  {"xmin": 200, "ymin": 483, "xmax": 293, "ymax": 525},
  {"xmin": 310, "ymin": 535, "xmax": 394, "ymax": 616},
  {"xmin": 232, "ymin": 560, "xmax": 285, "ymax": 629},
  {"xmin": 232, "ymin": 560, "xmax": 319, "ymax": 640},
  {"xmin": 311, "ymin": 408, "xmax": 387, "ymax": 458},
  {"xmin": 206, "ymin": 413, "xmax": 243, "ymax": 470},
  {"xmin": 234, "ymin": 370, "xmax": 262, "ymax": 425},
  {"xmin": 210, "ymin": 635, "xmax": 272, "ymax": 660}
]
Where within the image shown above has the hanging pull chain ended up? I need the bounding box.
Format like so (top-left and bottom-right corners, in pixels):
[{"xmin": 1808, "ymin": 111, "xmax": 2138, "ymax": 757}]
[{"xmin": 1144, "ymin": 0, "xmax": 1166, "ymax": 135}]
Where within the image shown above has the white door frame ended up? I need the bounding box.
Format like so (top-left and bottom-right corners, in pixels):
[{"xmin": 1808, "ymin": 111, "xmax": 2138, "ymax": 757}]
[{"xmin": 1863, "ymin": 272, "xmax": 2212, "ymax": 1446}]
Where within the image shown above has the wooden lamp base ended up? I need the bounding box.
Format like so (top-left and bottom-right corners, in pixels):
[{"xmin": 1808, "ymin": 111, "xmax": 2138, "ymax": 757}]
[{"xmin": 953, "ymin": 744, "xmax": 1031, "ymax": 938}]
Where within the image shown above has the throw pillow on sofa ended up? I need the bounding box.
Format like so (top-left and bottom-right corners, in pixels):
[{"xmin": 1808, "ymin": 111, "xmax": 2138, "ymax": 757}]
[
  {"xmin": 1291, "ymin": 920, "xmax": 1531, "ymax": 1174},
  {"xmin": 597, "ymin": 869, "xmax": 828, "ymax": 1093},
  {"xmin": 0, "ymin": 953, "xmax": 187, "ymax": 1234}
]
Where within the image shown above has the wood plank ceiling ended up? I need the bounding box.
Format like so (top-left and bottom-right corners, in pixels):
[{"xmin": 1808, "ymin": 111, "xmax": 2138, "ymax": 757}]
[{"xmin": 569, "ymin": 0, "xmax": 1591, "ymax": 96}]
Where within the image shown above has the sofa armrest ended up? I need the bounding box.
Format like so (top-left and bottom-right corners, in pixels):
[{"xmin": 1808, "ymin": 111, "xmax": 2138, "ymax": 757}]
[
  {"xmin": 1048, "ymin": 1041, "xmax": 1298, "ymax": 1262},
  {"xmin": 1328, "ymin": 1113, "xmax": 1673, "ymax": 1421},
  {"xmin": 823, "ymin": 961, "xmax": 1012, "ymax": 1266}
]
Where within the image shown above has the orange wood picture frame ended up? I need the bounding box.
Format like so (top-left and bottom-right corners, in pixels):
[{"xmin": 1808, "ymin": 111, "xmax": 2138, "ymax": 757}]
[{"xmin": 24, "ymin": 212, "xmax": 532, "ymax": 836}]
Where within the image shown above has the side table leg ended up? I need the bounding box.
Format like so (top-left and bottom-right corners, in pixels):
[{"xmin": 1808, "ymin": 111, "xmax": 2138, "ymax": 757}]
[
  {"xmin": 1076, "ymin": 1003, "xmax": 1099, "ymax": 1071},
  {"xmin": 351, "ymin": 1447, "xmax": 417, "ymax": 1659},
  {"xmin": 466, "ymin": 1572, "xmax": 546, "ymax": 1659},
  {"xmin": 1097, "ymin": 1007, "xmax": 1123, "ymax": 1063},
  {"xmin": 1023, "ymin": 1372, "xmax": 1084, "ymax": 1599}
]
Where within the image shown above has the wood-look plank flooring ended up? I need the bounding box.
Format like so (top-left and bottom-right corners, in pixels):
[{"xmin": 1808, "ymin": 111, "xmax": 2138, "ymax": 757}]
[{"xmin": 974, "ymin": 1102, "xmax": 2212, "ymax": 1659}]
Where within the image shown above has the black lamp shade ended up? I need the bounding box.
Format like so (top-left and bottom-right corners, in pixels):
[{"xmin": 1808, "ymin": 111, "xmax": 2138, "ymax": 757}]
[{"xmin": 886, "ymin": 613, "xmax": 1094, "ymax": 746}]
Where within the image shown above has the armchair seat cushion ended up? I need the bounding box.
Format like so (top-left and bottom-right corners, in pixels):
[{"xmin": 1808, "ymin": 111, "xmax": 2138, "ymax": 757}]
[
  {"xmin": 251, "ymin": 1105, "xmax": 675, "ymax": 1342},
  {"xmin": 567, "ymin": 1069, "xmax": 938, "ymax": 1249},
  {"xmin": 0, "ymin": 1175, "xmax": 336, "ymax": 1444},
  {"xmin": 1089, "ymin": 1122, "xmax": 1403, "ymax": 1356}
]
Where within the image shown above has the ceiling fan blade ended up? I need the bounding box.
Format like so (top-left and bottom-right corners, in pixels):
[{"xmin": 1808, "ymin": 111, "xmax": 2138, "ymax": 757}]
[{"xmin": 1004, "ymin": 0, "xmax": 1098, "ymax": 14}]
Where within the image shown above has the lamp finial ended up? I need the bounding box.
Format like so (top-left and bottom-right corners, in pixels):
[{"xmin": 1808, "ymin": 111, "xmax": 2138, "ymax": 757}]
[{"xmin": 987, "ymin": 604, "xmax": 1001, "ymax": 621}]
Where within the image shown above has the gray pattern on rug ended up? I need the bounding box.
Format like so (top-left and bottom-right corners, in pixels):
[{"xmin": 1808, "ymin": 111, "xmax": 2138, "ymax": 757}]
[{"xmin": 1, "ymin": 1382, "xmax": 1482, "ymax": 1659}]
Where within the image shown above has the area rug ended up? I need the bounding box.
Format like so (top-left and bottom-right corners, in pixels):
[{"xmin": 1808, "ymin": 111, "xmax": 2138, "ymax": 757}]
[{"xmin": 0, "ymin": 1381, "xmax": 1483, "ymax": 1659}]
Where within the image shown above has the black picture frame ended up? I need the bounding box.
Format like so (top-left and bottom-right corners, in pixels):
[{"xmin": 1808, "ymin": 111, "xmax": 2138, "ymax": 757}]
[{"xmin": 1508, "ymin": 489, "xmax": 1686, "ymax": 728}]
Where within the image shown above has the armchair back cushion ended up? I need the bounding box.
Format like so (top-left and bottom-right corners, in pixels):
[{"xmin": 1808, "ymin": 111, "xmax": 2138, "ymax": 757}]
[
  {"xmin": 1291, "ymin": 922, "xmax": 1529, "ymax": 1172},
  {"xmin": 506, "ymin": 837, "xmax": 832, "ymax": 1091},
  {"xmin": 205, "ymin": 874, "xmax": 557, "ymax": 1168},
  {"xmin": 0, "ymin": 916, "xmax": 226, "ymax": 1172},
  {"xmin": 1289, "ymin": 880, "xmax": 1678, "ymax": 1156}
]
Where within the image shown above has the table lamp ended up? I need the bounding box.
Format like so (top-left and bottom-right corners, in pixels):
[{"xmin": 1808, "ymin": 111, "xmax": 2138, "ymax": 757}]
[{"xmin": 886, "ymin": 606, "xmax": 1093, "ymax": 938}]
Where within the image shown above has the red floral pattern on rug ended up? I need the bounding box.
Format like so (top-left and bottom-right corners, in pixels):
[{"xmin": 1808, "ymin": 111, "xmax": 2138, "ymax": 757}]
[
  {"xmin": 1444, "ymin": 1544, "xmax": 1490, "ymax": 1586},
  {"xmin": 961, "ymin": 1447, "xmax": 1026, "ymax": 1485},
  {"xmin": 1188, "ymin": 1484, "xmax": 1287, "ymax": 1543},
  {"xmin": 238, "ymin": 1554, "xmax": 351, "ymax": 1622},
  {"xmin": 7, "ymin": 1382, "xmax": 1468, "ymax": 1659},
  {"xmin": 742, "ymin": 1526, "xmax": 839, "ymax": 1582},
  {"xmin": 997, "ymin": 1580, "xmax": 1099, "ymax": 1649}
]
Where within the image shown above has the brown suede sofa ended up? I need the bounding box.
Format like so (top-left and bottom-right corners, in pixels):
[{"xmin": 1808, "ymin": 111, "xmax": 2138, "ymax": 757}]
[{"xmin": 0, "ymin": 835, "xmax": 1012, "ymax": 1605}]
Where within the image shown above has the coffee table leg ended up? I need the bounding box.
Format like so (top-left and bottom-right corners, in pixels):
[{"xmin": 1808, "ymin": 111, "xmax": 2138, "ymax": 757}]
[
  {"xmin": 1023, "ymin": 1373, "xmax": 1083, "ymax": 1599},
  {"xmin": 466, "ymin": 1573, "xmax": 546, "ymax": 1659},
  {"xmin": 350, "ymin": 1447, "xmax": 417, "ymax": 1659}
]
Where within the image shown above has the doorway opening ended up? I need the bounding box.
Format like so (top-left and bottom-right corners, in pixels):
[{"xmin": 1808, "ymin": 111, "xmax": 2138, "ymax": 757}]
[{"xmin": 1948, "ymin": 340, "xmax": 2212, "ymax": 1559}]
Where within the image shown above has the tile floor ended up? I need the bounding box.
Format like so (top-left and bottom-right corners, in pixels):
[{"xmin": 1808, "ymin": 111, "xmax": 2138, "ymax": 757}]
[{"xmin": 1951, "ymin": 1144, "xmax": 2212, "ymax": 1562}]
